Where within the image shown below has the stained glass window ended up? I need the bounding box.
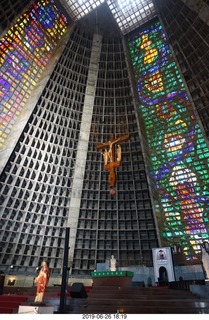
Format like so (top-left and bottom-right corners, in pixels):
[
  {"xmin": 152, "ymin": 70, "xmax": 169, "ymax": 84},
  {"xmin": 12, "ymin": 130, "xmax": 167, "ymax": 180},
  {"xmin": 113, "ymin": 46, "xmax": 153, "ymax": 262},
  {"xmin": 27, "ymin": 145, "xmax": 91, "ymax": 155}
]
[
  {"xmin": 0, "ymin": 0, "xmax": 69, "ymax": 147},
  {"xmin": 128, "ymin": 20, "xmax": 209, "ymax": 260}
]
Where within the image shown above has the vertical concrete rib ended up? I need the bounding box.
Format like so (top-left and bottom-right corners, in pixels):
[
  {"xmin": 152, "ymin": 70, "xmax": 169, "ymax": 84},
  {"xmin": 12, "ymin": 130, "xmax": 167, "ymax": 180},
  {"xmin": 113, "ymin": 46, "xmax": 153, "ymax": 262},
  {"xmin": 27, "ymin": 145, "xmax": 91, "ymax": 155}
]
[{"xmin": 67, "ymin": 33, "xmax": 102, "ymax": 270}]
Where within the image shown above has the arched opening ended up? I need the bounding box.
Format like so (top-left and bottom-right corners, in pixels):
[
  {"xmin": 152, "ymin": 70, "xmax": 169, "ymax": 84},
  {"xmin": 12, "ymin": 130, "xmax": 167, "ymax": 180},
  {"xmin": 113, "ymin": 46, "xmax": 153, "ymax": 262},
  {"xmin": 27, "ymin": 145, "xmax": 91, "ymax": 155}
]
[{"xmin": 158, "ymin": 266, "xmax": 168, "ymax": 286}]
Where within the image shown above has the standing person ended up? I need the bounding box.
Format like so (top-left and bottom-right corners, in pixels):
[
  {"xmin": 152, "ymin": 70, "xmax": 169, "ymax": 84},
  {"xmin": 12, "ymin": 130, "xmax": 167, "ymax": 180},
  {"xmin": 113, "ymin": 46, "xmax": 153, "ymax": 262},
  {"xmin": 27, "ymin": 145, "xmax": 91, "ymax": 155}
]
[{"xmin": 34, "ymin": 261, "xmax": 50, "ymax": 304}]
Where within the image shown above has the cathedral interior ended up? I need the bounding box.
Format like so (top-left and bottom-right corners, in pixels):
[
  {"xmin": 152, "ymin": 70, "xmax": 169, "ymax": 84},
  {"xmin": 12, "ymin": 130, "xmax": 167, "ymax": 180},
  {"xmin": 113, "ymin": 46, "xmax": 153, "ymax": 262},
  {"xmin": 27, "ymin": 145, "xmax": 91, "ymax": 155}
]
[{"xmin": 0, "ymin": 0, "xmax": 209, "ymax": 278}]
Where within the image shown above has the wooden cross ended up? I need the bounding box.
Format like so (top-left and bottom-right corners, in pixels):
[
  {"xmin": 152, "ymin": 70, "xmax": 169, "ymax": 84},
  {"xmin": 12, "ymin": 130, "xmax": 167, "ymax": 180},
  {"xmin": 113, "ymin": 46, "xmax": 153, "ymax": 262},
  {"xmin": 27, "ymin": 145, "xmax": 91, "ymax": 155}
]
[{"xmin": 96, "ymin": 134, "xmax": 130, "ymax": 188}]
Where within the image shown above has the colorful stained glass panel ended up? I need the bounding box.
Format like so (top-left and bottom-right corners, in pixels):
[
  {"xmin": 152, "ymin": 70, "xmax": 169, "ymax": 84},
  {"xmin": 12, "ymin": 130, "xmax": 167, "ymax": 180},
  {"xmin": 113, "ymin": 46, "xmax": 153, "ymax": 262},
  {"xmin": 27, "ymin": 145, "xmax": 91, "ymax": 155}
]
[
  {"xmin": 128, "ymin": 20, "xmax": 209, "ymax": 260},
  {"xmin": 0, "ymin": 0, "xmax": 69, "ymax": 147}
]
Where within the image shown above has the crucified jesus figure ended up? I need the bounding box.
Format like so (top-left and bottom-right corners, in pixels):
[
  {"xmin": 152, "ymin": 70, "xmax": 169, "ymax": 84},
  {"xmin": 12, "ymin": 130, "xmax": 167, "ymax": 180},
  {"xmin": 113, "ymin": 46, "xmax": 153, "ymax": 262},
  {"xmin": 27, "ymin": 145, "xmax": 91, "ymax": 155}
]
[{"xmin": 96, "ymin": 134, "xmax": 130, "ymax": 188}]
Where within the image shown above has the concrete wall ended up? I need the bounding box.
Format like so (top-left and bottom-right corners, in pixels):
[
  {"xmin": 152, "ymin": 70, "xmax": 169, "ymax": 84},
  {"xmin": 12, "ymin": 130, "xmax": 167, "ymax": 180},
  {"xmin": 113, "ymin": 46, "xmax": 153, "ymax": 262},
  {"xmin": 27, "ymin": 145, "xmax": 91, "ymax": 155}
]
[
  {"xmin": 97, "ymin": 262, "xmax": 205, "ymax": 286},
  {"xmin": 2, "ymin": 263, "xmax": 204, "ymax": 289},
  {"xmin": 3, "ymin": 274, "xmax": 93, "ymax": 289}
]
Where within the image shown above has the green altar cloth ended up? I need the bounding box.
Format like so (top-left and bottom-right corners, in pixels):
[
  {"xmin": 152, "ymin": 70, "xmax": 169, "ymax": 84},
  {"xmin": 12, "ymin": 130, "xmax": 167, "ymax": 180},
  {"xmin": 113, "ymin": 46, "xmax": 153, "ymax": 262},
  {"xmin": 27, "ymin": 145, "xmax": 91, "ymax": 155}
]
[
  {"xmin": 91, "ymin": 271, "xmax": 134, "ymax": 286},
  {"xmin": 91, "ymin": 271, "xmax": 134, "ymax": 277}
]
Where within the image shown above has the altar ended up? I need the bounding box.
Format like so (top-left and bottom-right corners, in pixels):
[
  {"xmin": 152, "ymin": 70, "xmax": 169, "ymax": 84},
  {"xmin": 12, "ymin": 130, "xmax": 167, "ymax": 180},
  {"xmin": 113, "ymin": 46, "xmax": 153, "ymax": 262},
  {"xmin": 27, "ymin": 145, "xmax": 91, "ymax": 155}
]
[{"xmin": 91, "ymin": 270, "xmax": 134, "ymax": 286}]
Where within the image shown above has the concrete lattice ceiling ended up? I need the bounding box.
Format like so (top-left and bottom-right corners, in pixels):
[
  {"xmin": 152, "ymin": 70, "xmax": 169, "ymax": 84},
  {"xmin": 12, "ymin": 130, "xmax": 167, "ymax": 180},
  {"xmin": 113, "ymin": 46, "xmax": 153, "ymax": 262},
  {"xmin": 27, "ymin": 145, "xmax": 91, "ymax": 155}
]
[{"xmin": 60, "ymin": 0, "xmax": 157, "ymax": 35}]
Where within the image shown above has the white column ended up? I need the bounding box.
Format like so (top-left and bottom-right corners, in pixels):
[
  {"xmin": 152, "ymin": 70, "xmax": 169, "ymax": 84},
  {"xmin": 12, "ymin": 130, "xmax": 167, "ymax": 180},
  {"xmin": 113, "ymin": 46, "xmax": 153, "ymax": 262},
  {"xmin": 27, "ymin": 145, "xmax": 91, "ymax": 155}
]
[{"xmin": 66, "ymin": 33, "xmax": 102, "ymax": 271}]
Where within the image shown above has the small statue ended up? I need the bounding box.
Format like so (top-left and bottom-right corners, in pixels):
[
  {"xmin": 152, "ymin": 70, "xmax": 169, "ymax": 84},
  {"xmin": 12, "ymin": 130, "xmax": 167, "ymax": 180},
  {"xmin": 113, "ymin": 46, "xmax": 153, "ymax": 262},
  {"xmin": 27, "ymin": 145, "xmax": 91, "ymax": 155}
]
[
  {"xmin": 116, "ymin": 145, "xmax": 122, "ymax": 162},
  {"xmin": 102, "ymin": 149, "xmax": 109, "ymax": 165},
  {"xmin": 34, "ymin": 261, "xmax": 50, "ymax": 304},
  {"xmin": 109, "ymin": 255, "xmax": 117, "ymax": 271}
]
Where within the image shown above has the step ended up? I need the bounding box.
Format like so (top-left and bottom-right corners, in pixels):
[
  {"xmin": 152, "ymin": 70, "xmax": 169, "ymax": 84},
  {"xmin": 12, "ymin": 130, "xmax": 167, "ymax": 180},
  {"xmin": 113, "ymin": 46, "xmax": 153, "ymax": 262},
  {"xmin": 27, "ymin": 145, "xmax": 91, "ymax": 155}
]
[{"xmin": 78, "ymin": 304, "xmax": 209, "ymax": 314}]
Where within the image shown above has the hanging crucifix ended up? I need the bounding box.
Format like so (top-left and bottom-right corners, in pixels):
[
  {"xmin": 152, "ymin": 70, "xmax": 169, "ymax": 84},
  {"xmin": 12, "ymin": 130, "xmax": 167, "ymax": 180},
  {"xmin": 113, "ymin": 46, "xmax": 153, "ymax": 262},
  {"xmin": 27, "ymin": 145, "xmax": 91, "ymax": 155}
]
[{"xmin": 96, "ymin": 134, "xmax": 130, "ymax": 196}]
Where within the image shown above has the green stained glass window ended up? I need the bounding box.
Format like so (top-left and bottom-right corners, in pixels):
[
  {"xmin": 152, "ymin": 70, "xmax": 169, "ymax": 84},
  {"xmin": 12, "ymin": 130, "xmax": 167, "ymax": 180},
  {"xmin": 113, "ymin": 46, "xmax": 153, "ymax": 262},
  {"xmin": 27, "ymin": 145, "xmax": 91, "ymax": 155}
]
[{"xmin": 128, "ymin": 19, "xmax": 209, "ymax": 260}]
